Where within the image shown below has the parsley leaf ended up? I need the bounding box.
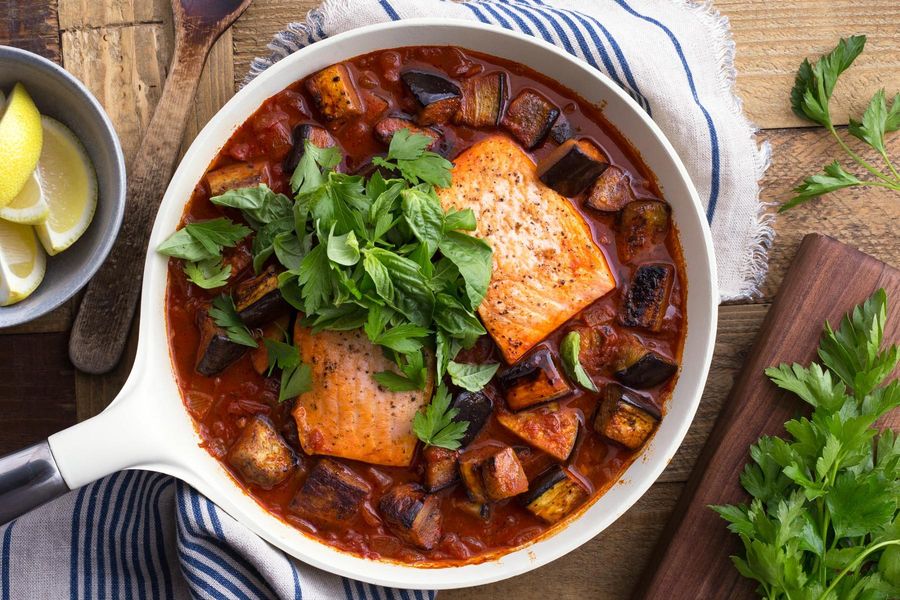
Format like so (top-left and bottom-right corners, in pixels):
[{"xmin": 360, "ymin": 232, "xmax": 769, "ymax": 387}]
[
  {"xmin": 560, "ymin": 331, "xmax": 599, "ymax": 392},
  {"xmin": 264, "ymin": 334, "xmax": 313, "ymax": 403},
  {"xmin": 713, "ymin": 289, "xmax": 900, "ymax": 600},
  {"xmin": 157, "ymin": 217, "xmax": 250, "ymax": 262},
  {"xmin": 209, "ymin": 295, "xmax": 257, "ymax": 348},
  {"xmin": 183, "ymin": 258, "xmax": 231, "ymax": 289},
  {"xmin": 372, "ymin": 129, "xmax": 453, "ymax": 188},
  {"xmin": 447, "ymin": 361, "xmax": 499, "ymax": 392},
  {"xmin": 412, "ymin": 384, "xmax": 469, "ymax": 450},
  {"xmin": 784, "ymin": 35, "xmax": 900, "ymax": 211}
]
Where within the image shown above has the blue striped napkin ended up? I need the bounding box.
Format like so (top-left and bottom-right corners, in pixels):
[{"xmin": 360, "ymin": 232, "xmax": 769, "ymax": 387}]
[{"xmin": 1, "ymin": 1, "xmax": 769, "ymax": 598}]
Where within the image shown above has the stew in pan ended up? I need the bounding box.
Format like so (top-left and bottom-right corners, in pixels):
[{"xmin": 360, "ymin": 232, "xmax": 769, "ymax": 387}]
[{"xmin": 163, "ymin": 46, "xmax": 686, "ymax": 565}]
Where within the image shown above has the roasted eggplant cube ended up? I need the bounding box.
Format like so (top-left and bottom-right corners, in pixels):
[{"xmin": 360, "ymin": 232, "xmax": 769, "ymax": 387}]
[
  {"xmin": 283, "ymin": 124, "xmax": 335, "ymax": 174},
  {"xmin": 379, "ymin": 483, "xmax": 442, "ymax": 550},
  {"xmin": 620, "ymin": 264, "xmax": 675, "ymax": 332},
  {"xmin": 206, "ymin": 161, "xmax": 270, "ymax": 197},
  {"xmin": 305, "ymin": 63, "xmax": 365, "ymax": 122},
  {"xmin": 618, "ymin": 199, "xmax": 670, "ymax": 261},
  {"xmin": 594, "ymin": 383, "xmax": 660, "ymax": 449},
  {"xmin": 227, "ymin": 416, "xmax": 296, "ymax": 489},
  {"xmin": 522, "ymin": 465, "xmax": 589, "ymax": 523},
  {"xmin": 458, "ymin": 448, "xmax": 492, "ymax": 503},
  {"xmin": 496, "ymin": 403, "xmax": 579, "ymax": 461},
  {"xmin": 195, "ymin": 311, "xmax": 247, "ymax": 376},
  {"xmin": 449, "ymin": 390, "xmax": 493, "ymax": 447},
  {"xmin": 455, "ymin": 72, "xmax": 508, "ymax": 128},
  {"xmin": 454, "ymin": 497, "xmax": 491, "ymax": 521},
  {"xmin": 291, "ymin": 458, "xmax": 370, "ymax": 525},
  {"xmin": 234, "ymin": 267, "xmax": 289, "ymax": 328},
  {"xmin": 400, "ymin": 70, "xmax": 462, "ymax": 126},
  {"xmin": 481, "ymin": 447, "xmax": 529, "ymax": 501},
  {"xmin": 500, "ymin": 89, "xmax": 560, "ymax": 149},
  {"xmin": 549, "ymin": 113, "xmax": 573, "ymax": 144},
  {"xmin": 424, "ymin": 446, "xmax": 459, "ymax": 492},
  {"xmin": 586, "ymin": 165, "xmax": 637, "ymax": 212},
  {"xmin": 500, "ymin": 348, "xmax": 573, "ymax": 411},
  {"xmin": 374, "ymin": 117, "xmax": 441, "ymax": 150},
  {"xmin": 537, "ymin": 139, "xmax": 609, "ymax": 197},
  {"xmin": 613, "ymin": 340, "xmax": 678, "ymax": 389}
]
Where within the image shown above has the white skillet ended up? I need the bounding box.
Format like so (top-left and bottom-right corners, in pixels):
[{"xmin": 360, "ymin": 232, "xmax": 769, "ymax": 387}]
[{"xmin": 2, "ymin": 20, "xmax": 718, "ymax": 590}]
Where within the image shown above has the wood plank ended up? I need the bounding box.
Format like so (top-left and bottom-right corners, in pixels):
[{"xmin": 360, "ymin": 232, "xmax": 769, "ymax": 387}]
[
  {"xmin": 637, "ymin": 234, "xmax": 900, "ymax": 599},
  {"xmin": 760, "ymin": 126, "xmax": 900, "ymax": 301},
  {"xmin": 442, "ymin": 482, "xmax": 682, "ymax": 600},
  {"xmin": 0, "ymin": 298, "xmax": 74, "ymax": 335},
  {"xmin": 180, "ymin": 30, "xmax": 236, "ymax": 157},
  {"xmin": 0, "ymin": 332, "xmax": 76, "ymax": 454},
  {"xmin": 718, "ymin": 0, "xmax": 900, "ymax": 129},
  {"xmin": 57, "ymin": 0, "xmax": 167, "ymax": 30},
  {"xmin": 232, "ymin": 0, "xmax": 318, "ymax": 89},
  {"xmin": 0, "ymin": 0, "xmax": 61, "ymax": 62}
]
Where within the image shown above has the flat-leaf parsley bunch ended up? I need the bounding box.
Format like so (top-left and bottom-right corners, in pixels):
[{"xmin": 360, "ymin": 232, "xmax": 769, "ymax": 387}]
[
  {"xmin": 786, "ymin": 35, "xmax": 900, "ymax": 210},
  {"xmin": 713, "ymin": 290, "xmax": 900, "ymax": 599}
]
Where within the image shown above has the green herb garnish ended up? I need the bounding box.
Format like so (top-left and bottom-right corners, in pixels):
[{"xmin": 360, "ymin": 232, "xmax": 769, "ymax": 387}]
[
  {"xmin": 264, "ymin": 334, "xmax": 312, "ymax": 403},
  {"xmin": 209, "ymin": 295, "xmax": 257, "ymax": 347},
  {"xmin": 786, "ymin": 35, "xmax": 900, "ymax": 210},
  {"xmin": 712, "ymin": 289, "xmax": 900, "ymax": 599},
  {"xmin": 447, "ymin": 360, "xmax": 500, "ymax": 392},
  {"xmin": 412, "ymin": 383, "xmax": 468, "ymax": 450},
  {"xmin": 560, "ymin": 331, "xmax": 598, "ymax": 392},
  {"xmin": 157, "ymin": 217, "xmax": 251, "ymax": 288}
]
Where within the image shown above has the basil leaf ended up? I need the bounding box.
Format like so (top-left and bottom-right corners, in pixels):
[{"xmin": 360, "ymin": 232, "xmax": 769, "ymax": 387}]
[
  {"xmin": 447, "ymin": 361, "xmax": 500, "ymax": 392},
  {"xmin": 401, "ymin": 188, "xmax": 444, "ymax": 256},
  {"xmin": 327, "ymin": 227, "xmax": 360, "ymax": 266},
  {"xmin": 439, "ymin": 231, "xmax": 493, "ymax": 309},
  {"xmin": 560, "ymin": 331, "xmax": 598, "ymax": 392},
  {"xmin": 444, "ymin": 208, "xmax": 477, "ymax": 231},
  {"xmin": 158, "ymin": 228, "xmax": 215, "ymax": 262}
]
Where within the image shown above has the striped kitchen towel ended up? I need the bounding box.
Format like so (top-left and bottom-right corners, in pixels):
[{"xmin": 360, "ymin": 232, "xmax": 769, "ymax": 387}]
[
  {"xmin": 249, "ymin": 0, "xmax": 773, "ymax": 302},
  {"xmin": 0, "ymin": 1, "xmax": 768, "ymax": 599}
]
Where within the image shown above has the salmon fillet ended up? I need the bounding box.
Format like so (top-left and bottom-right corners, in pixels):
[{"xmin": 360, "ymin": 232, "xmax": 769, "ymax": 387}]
[
  {"xmin": 437, "ymin": 135, "xmax": 616, "ymax": 363},
  {"xmin": 291, "ymin": 322, "xmax": 432, "ymax": 467}
]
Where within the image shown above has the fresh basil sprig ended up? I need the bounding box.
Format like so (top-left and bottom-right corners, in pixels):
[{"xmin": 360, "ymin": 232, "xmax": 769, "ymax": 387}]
[{"xmin": 785, "ymin": 35, "xmax": 900, "ymax": 210}]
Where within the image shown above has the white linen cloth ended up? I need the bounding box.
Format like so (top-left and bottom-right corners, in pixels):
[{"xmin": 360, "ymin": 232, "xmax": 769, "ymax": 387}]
[{"xmin": 0, "ymin": 2, "xmax": 770, "ymax": 599}]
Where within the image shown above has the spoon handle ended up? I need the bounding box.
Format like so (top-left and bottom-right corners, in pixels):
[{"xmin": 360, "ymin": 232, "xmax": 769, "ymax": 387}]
[{"xmin": 69, "ymin": 39, "xmax": 211, "ymax": 374}]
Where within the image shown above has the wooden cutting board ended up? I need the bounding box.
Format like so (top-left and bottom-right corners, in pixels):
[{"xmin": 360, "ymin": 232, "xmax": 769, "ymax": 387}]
[{"xmin": 634, "ymin": 233, "xmax": 900, "ymax": 599}]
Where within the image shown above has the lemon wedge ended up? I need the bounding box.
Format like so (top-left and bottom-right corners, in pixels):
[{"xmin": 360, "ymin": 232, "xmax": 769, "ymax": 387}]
[
  {"xmin": 33, "ymin": 116, "xmax": 97, "ymax": 255},
  {"xmin": 0, "ymin": 220, "xmax": 46, "ymax": 306},
  {"xmin": 0, "ymin": 83, "xmax": 43, "ymax": 208},
  {"xmin": 0, "ymin": 171, "xmax": 49, "ymax": 224}
]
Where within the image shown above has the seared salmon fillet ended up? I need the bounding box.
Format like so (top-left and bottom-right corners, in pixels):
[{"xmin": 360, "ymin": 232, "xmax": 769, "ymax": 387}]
[
  {"xmin": 437, "ymin": 135, "xmax": 616, "ymax": 363},
  {"xmin": 291, "ymin": 322, "xmax": 432, "ymax": 467}
]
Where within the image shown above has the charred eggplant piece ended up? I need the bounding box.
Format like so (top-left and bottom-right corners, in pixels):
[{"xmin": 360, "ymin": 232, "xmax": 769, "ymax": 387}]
[
  {"xmin": 454, "ymin": 497, "xmax": 491, "ymax": 521},
  {"xmin": 586, "ymin": 165, "xmax": 637, "ymax": 212},
  {"xmin": 496, "ymin": 403, "xmax": 579, "ymax": 461},
  {"xmin": 195, "ymin": 310, "xmax": 247, "ymax": 376},
  {"xmin": 522, "ymin": 465, "xmax": 589, "ymax": 523},
  {"xmin": 374, "ymin": 117, "xmax": 441, "ymax": 150},
  {"xmin": 618, "ymin": 199, "xmax": 670, "ymax": 261},
  {"xmin": 234, "ymin": 267, "xmax": 289, "ymax": 328},
  {"xmin": 305, "ymin": 63, "xmax": 365, "ymax": 122},
  {"xmin": 613, "ymin": 339, "xmax": 677, "ymax": 388},
  {"xmin": 499, "ymin": 348, "xmax": 573, "ymax": 411},
  {"xmin": 537, "ymin": 139, "xmax": 609, "ymax": 197},
  {"xmin": 227, "ymin": 416, "xmax": 296, "ymax": 489},
  {"xmin": 206, "ymin": 161, "xmax": 270, "ymax": 197},
  {"xmin": 549, "ymin": 113, "xmax": 573, "ymax": 144},
  {"xmin": 458, "ymin": 447, "xmax": 493, "ymax": 503},
  {"xmin": 620, "ymin": 263, "xmax": 674, "ymax": 332},
  {"xmin": 481, "ymin": 447, "xmax": 529, "ymax": 501},
  {"xmin": 423, "ymin": 446, "xmax": 459, "ymax": 492},
  {"xmin": 500, "ymin": 89, "xmax": 560, "ymax": 149},
  {"xmin": 594, "ymin": 383, "xmax": 660, "ymax": 449},
  {"xmin": 379, "ymin": 483, "xmax": 442, "ymax": 550},
  {"xmin": 283, "ymin": 124, "xmax": 335, "ymax": 174},
  {"xmin": 449, "ymin": 390, "xmax": 492, "ymax": 447},
  {"xmin": 455, "ymin": 72, "xmax": 508, "ymax": 128},
  {"xmin": 291, "ymin": 458, "xmax": 370, "ymax": 525},
  {"xmin": 401, "ymin": 70, "xmax": 462, "ymax": 126}
]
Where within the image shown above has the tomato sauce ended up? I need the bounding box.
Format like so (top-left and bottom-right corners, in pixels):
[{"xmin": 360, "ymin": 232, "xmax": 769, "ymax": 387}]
[{"xmin": 165, "ymin": 46, "xmax": 686, "ymax": 565}]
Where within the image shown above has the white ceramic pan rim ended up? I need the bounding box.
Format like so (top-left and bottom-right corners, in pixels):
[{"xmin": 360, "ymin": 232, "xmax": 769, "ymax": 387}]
[{"xmin": 48, "ymin": 20, "xmax": 718, "ymax": 590}]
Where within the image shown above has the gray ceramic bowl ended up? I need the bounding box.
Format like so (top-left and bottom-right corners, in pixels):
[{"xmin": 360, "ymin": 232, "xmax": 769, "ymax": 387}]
[{"xmin": 0, "ymin": 46, "xmax": 125, "ymax": 328}]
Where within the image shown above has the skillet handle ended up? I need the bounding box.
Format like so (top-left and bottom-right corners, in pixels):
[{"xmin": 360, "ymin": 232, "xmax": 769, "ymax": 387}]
[{"xmin": 0, "ymin": 441, "xmax": 69, "ymax": 525}]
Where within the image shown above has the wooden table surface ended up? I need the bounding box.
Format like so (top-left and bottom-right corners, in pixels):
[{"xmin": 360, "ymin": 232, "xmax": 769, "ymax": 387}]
[{"xmin": 1, "ymin": 1, "xmax": 898, "ymax": 597}]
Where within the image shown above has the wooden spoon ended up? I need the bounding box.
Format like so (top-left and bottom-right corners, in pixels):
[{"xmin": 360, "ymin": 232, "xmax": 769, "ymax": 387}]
[{"xmin": 69, "ymin": 0, "xmax": 253, "ymax": 374}]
